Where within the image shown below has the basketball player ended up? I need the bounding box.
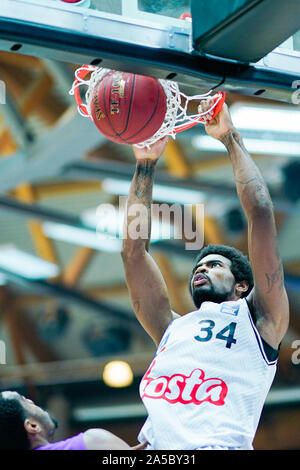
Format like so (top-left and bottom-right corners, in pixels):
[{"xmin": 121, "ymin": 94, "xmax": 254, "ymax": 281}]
[
  {"xmin": 0, "ymin": 390, "xmax": 146, "ymax": 450},
  {"xmin": 121, "ymin": 97, "xmax": 289, "ymax": 450}
]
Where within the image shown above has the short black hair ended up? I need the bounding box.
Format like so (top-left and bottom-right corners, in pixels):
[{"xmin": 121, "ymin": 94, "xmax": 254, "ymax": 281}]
[
  {"xmin": 0, "ymin": 393, "xmax": 31, "ymax": 450},
  {"xmin": 189, "ymin": 244, "xmax": 253, "ymax": 297}
]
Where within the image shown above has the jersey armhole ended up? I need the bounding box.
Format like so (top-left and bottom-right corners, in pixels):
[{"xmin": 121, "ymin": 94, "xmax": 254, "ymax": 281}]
[
  {"xmin": 261, "ymin": 337, "xmax": 280, "ymax": 361},
  {"xmin": 245, "ymin": 298, "xmax": 280, "ymax": 362}
]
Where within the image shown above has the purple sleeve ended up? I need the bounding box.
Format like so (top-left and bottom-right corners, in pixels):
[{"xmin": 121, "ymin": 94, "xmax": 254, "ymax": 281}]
[{"xmin": 35, "ymin": 433, "xmax": 87, "ymax": 450}]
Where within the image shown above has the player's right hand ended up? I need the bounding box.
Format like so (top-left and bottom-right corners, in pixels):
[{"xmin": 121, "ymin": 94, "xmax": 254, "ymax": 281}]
[{"xmin": 199, "ymin": 96, "xmax": 235, "ymax": 141}]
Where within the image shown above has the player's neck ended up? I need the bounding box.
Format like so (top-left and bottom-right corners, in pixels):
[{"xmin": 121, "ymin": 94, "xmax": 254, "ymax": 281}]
[{"xmin": 30, "ymin": 435, "xmax": 49, "ymax": 449}]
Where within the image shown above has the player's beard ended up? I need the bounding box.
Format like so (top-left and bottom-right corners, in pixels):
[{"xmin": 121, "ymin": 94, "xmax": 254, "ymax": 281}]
[{"xmin": 192, "ymin": 280, "xmax": 235, "ymax": 309}]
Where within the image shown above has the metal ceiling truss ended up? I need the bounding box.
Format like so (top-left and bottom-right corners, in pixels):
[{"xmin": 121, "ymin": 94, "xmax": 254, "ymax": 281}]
[
  {"xmin": 63, "ymin": 159, "xmax": 298, "ymax": 215},
  {"xmin": 0, "ymin": 192, "xmax": 300, "ymax": 274},
  {"xmin": 0, "ymin": 267, "xmax": 140, "ymax": 329}
]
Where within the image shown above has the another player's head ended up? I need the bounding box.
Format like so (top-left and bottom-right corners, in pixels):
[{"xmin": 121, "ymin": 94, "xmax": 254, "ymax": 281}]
[
  {"xmin": 189, "ymin": 244, "xmax": 253, "ymax": 308},
  {"xmin": 0, "ymin": 391, "xmax": 58, "ymax": 450}
]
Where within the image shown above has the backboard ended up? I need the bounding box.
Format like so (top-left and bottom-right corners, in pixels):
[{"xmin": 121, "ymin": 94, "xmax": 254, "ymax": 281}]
[{"xmin": 0, "ymin": 0, "xmax": 299, "ymax": 102}]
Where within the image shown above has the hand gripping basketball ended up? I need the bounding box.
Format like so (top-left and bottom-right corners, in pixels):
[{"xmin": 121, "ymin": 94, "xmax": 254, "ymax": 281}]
[{"xmin": 70, "ymin": 65, "xmax": 226, "ymax": 147}]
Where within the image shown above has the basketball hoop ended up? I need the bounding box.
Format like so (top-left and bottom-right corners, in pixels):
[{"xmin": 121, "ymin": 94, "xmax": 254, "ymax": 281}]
[{"xmin": 69, "ymin": 65, "xmax": 226, "ymax": 148}]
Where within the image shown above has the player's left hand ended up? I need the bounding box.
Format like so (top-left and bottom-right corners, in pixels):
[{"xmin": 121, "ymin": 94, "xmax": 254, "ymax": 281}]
[
  {"xmin": 133, "ymin": 136, "xmax": 169, "ymax": 162},
  {"xmin": 198, "ymin": 95, "xmax": 235, "ymax": 141}
]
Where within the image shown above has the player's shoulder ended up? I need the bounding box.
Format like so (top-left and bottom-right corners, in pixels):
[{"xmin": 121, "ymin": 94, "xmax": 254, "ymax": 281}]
[{"xmin": 171, "ymin": 310, "xmax": 181, "ymax": 320}]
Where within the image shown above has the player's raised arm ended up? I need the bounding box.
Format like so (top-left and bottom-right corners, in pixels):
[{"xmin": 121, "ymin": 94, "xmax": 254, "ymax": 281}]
[
  {"xmin": 121, "ymin": 137, "xmax": 177, "ymax": 346},
  {"xmin": 83, "ymin": 429, "xmax": 147, "ymax": 450},
  {"xmin": 200, "ymin": 97, "xmax": 289, "ymax": 350}
]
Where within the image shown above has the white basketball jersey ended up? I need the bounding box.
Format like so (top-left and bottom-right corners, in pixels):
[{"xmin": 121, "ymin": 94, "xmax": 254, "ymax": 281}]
[{"xmin": 138, "ymin": 299, "xmax": 277, "ymax": 450}]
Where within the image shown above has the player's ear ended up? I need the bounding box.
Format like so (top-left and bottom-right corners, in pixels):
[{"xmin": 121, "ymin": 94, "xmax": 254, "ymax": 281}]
[
  {"xmin": 24, "ymin": 418, "xmax": 42, "ymax": 435},
  {"xmin": 235, "ymin": 280, "xmax": 249, "ymax": 297}
]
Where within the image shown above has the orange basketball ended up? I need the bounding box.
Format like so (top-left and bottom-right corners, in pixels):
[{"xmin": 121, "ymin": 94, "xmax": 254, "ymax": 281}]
[{"xmin": 90, "ymin": 71, "xmax": 167, "ymax": 145}]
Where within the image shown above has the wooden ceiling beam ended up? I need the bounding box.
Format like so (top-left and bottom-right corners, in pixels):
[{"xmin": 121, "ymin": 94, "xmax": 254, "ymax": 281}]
[
  {"xmin": 0, "ymin": 128, "xmax": 18, "ymax": 155},
  {"xmin": 204, "ymin": 215, "xmax": 226, "ymax": 245},
  {"xmin": 153, "ymin": 252, "xmax": 189, "ymax": 315},
  {"xmin": 285, "ymin": 260, "xmax": 300, "ymax": 276},
  {"xmin": 2, "ymin": 303, "xmax": 27, "ymax": 366},
  {"xmin": 31, "ymin": 181, "xmax": 103, "ymax": 199},
  {"xmin": 191, "ymin": 153, "xmax": 274, "ymax": 174},
  {"xmin": 0, "ymin": 52, "xmax": 41, "ymax": 69},
  {"xmin": 63, "ymin": 247, "xmax": 95, "ymax": 287},
  {"xmin": 0, "ymin": 288, "xmax": 41, "ymax": 397},
  {"xmin": 0, "ymin": 287, "xmax": 58, "ymax": 369},
  {"xmin": 19, "ymin": 72, "xmax": 54, "ymax": 118},
  {"xmin": 0, "ymin": 65, "xmax": 65, "ymax": 125},
  {"xmin": 15, "ymin": 308, "xmax": 59, "ymax": 363},
  {"xmin": 0, "ymin": 287, "xmax": 58, "ymax": 365},
  {"xmin": 164, "ymin": 140, "xmax": 191, "ymax": 178},
  {"xmin": 15, "ymin": 183, "xmax": 60, "ymax": 268}
]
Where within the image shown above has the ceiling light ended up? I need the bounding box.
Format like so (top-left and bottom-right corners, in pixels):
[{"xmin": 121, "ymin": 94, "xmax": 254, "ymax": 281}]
[
  {"xmin": 102, "ymin": 360, "xmax": 134, "ymax": 388},
  {"xmin": 230, "ymin": 103, "xmax": 300, "ymax": 133},
  {"xmin": 101, "ymin": 179, "xmax": 205, "ymax": 204},
  {"xmin": 43, "ymin": 222, "xmax": 122, "ymax": 253},
  {"xmin": 0, "ymin": 245, "xmax": 59, "ymax": 279},
  {"xmin": 192, "ymin": 135, "xmax": 300, "ymax": 156}
]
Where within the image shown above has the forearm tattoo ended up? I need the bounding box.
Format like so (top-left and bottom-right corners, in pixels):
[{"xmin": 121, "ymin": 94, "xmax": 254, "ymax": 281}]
[
  {"xmin": 235, "ymin": 176, "xmax": 259, "ymax": 186},
  {"xmin": 265, "ymin": 261, "xmax": 284, "ymax": 294},
  {"xmin": 221, "ymin": 131, "xmax": 272, "ymax": 206},
  {"xmin": 221, "ymin": 131, "xmax": 247, "ymax": 154},
  {"xmin": 134, "ymin": 160, "xmax": 155, "ymax": 206}
]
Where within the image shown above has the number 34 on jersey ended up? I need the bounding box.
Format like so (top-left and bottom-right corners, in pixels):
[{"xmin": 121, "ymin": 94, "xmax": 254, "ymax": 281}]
[{"xmin": 195, "ymin": 319, "xmax": 237, "ymax": 349}]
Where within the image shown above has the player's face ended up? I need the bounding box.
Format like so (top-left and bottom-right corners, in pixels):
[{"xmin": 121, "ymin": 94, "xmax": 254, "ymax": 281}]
[
  {"xmin": 2, "ymin": 391, "xmax": 58, "ymax": 436},
  {"xmin": 190, "ymin": 254, "xmax": 237, "ymax": 308}
]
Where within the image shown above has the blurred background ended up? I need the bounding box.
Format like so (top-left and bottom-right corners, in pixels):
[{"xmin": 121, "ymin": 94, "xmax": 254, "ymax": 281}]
[{"xmin": 0, "ymin": 0, "xmax": 299, "ymax": 450}]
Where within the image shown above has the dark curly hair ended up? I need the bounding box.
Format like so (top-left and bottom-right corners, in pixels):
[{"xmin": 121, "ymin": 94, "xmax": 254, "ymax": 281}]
[
  {"xmin": 0, "ymin": 393, "xmax": 31, "ymax": 450},
  {"xmin": 189, "ymin": 244, "xmax": 253, "ymax": 298}
]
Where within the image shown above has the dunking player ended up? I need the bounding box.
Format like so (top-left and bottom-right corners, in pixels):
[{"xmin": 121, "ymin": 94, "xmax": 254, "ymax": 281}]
[
  {"xmin": 121, "ymin": 98, "xmax": 289, "ymax": 450},
  {"xmin": 0, "ymin": 390, "xmax": 145, "ymax": 450}
]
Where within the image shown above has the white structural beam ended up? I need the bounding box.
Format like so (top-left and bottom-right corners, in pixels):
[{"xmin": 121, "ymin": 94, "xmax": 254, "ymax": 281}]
[
  {"xmin": 0, "ymin": 0, "xmax": 191, "ymax": 53},
  {"xmin": 0, "ymin": 107, "xmax": 106, "ymax": 192}
]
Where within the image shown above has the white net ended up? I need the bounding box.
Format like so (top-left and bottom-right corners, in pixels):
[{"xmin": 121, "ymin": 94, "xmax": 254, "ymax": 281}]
[{"xmin": 69, "ymin": 66, "xmax": 223, "ymax": 148}]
